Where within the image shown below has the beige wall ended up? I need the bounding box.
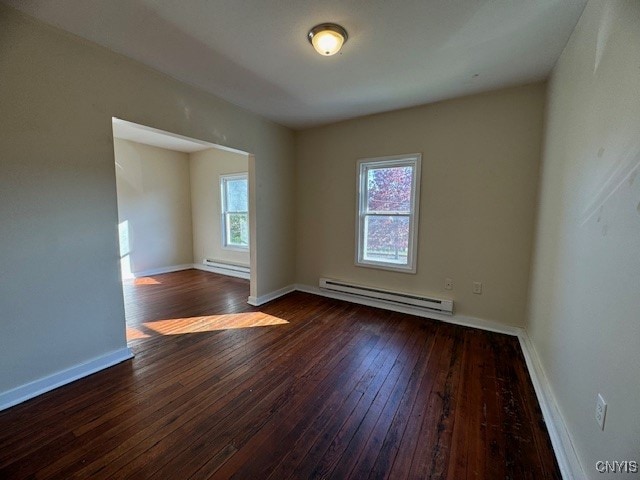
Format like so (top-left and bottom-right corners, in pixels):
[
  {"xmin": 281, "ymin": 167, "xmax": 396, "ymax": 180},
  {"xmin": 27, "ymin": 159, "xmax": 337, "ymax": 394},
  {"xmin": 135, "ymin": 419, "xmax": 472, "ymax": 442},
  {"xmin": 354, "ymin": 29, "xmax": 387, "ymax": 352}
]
[
  {"xmin": 190, "ymin": 148, "xmax": 249, "ymax": 267},
  {"xmin": 0, "ymin": 5, "xmax": 294, "ymax": 395},
  {"xmin": 295, "ymin": 83, "xmax": 546, "ymax": 327},
  {"xmin": 528, "ymin": 1, "xmax": 640, "ymax": 476},
  {"xmin": 114, "ymin": 139, "xmax": 193, "ymax": 275}
]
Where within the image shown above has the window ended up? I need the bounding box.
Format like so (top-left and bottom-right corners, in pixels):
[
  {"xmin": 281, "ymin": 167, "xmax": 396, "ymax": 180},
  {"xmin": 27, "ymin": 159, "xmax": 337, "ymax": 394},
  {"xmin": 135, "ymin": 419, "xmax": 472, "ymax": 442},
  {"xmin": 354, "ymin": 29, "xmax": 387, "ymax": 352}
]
[
  {"xmin": 220, "ymin": 173, "xmax": 249, "ymax": 249},
  {"xmin": 356, "ymin": 154, "xmax": 421, "ymax": 272}
]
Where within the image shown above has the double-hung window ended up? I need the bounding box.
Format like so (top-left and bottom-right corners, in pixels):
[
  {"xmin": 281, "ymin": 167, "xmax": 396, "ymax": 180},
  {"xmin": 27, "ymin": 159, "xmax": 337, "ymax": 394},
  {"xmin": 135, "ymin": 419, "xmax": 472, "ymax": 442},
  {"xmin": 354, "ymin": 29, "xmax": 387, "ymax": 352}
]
[
  {"xmin": 220, "ymin": 173, "xmax": 249, "ymax": 249},
  {"xmin": 356, "ymin": 154, "xmax": 421, "ymax": 272}
]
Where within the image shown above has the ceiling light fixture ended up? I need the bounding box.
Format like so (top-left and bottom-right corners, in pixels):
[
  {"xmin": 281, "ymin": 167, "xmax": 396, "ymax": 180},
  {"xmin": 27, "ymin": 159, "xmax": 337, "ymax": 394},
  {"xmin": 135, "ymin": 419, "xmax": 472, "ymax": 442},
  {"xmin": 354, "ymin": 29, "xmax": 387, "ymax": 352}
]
[{"xmin": 308, "ymin": 23, "xmax": 348, "ymax": 56}]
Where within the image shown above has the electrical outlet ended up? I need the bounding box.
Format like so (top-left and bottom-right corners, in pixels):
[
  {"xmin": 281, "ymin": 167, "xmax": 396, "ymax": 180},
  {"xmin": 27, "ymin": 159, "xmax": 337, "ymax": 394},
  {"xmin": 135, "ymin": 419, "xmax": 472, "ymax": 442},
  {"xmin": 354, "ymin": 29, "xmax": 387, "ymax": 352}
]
[
  {"xmin": 472, "ymin": 281, "xmax": 482, "ymax": 294},
  {"xmin": 445, "ymin": 278, "xmax": 453, "ymax": 290},
  {"xmin": 595, "ymin": 393, "xmax": 607, "ymax": 430}
]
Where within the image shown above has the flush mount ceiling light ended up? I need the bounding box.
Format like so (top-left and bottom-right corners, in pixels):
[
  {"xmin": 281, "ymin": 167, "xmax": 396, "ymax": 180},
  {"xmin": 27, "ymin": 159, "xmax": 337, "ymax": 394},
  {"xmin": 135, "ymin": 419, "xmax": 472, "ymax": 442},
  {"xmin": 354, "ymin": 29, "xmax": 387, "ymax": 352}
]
[{"xmin": 308, "ymin": 23, "xmax": 348, "ymax": 56}]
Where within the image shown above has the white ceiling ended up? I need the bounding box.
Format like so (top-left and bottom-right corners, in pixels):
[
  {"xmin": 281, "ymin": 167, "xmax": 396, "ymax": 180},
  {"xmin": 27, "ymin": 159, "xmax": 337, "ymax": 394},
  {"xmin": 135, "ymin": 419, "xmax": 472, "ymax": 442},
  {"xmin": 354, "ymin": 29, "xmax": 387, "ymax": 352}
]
[
  {"xmin": 6, "ymin": 0, "xmax": 587, "ymax": 129},
  {"xmin": 112, "ymin": 118, "xmax": 247, "ymax": 154},
  {"xmin": 112, "ymin": 118, "xmax": 213, "ymax": 152}
]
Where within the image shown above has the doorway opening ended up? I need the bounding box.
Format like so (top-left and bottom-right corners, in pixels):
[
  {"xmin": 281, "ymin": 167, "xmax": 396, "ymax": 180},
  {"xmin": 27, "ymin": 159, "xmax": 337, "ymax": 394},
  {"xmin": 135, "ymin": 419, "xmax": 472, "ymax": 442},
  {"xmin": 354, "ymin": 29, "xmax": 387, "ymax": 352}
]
[{"xmin": 111, "ymin": 118, "xmax": 255, "ymax": 337}]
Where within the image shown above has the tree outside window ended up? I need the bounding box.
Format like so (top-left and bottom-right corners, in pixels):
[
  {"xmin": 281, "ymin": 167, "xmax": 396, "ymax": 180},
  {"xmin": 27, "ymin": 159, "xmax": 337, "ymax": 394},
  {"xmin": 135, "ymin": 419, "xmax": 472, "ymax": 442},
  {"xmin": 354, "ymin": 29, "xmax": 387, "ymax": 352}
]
[
  {"xmin": 221, "ymin": 174, "xmax": 249, "ymax": 249},
  {"xmin": 356, "ymin": 155, "xmax": 421, "ymax": 272}
]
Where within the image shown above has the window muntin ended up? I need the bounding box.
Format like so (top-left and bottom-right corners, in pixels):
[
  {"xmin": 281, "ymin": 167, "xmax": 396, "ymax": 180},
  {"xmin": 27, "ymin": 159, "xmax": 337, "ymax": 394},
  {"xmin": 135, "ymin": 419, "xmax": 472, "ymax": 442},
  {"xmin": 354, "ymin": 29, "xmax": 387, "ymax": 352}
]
[
  {"xmin": 221, "ymin": 173, "xmax": 249, "ymax": 249},
  {"xmin": 356, "ymin": 155, "xmax": 421, "ymax": 272}
]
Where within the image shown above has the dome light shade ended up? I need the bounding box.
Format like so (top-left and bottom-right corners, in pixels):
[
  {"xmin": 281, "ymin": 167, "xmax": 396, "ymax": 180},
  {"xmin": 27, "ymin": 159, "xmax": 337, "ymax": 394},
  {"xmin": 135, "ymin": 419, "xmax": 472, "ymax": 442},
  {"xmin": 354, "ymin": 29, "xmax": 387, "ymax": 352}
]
[{"xmin": 308, "ymin": 23, "xmax": 348, "ymax": 56}]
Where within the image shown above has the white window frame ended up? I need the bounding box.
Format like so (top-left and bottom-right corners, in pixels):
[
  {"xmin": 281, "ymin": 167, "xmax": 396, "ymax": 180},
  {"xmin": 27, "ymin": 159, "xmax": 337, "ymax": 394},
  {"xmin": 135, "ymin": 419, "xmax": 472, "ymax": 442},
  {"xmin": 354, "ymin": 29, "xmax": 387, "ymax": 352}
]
[
  {"xmin": 355, "ymin": 153, "xmax": 421, "ymax": 273},
  {"xmin": 220, "ymin": 173, "xmax": 249, "ymax": 250}
]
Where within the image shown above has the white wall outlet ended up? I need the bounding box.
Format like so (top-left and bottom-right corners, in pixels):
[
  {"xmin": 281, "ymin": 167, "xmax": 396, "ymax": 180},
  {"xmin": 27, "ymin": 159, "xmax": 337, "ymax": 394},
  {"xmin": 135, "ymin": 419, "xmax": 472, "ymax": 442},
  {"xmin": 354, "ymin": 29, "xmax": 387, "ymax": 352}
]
[
  {"xmin": 445, "ymin": 278, "xmax": 453, "ymax": 290},
  {"xmin": 472, "ymin": 281, "xmax": 482, "ymax": 294},
  {"xmin": 595, "ymin": 393, "xmax": 607, "ymax": 430}
]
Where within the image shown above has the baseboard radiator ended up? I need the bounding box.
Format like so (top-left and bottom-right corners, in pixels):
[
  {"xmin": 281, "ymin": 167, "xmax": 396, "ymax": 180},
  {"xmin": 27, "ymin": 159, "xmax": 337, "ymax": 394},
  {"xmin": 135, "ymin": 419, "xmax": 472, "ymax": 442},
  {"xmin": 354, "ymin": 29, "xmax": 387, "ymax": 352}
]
[
  {"xmin": 203, "ymin": 259, "xmax": 250, "ymax": 275},
  {"xmin": 319, "ymin": 277, "xmax": 453, "ymax": 315}
]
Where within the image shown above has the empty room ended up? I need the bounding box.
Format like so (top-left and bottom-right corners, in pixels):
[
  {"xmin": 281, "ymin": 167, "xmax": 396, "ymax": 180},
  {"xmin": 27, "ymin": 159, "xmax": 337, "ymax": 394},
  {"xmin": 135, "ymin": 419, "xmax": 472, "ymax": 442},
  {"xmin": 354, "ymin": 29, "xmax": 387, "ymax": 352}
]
[{"xmin": 0, "ymin": 1, "xmax": 638, "ymax": 479}]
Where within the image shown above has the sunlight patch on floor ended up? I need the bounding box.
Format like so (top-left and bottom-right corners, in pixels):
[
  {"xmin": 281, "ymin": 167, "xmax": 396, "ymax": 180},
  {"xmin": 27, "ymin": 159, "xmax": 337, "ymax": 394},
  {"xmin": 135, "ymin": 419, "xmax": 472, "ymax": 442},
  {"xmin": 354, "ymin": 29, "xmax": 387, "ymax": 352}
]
[
  {"xmin": 126, "ymin": 312, "xmax": 288, "ymax": 340},
  {"xmin": 133, "ymin": 277, "xmax": 162, "ymax": 285},
  {"xmin": 122, "ymin": 276, "xmax": 162, "ymax": 286},
  {"xmin": 127, "ymin": 326, "xmax": 150, "ymax": 340}
]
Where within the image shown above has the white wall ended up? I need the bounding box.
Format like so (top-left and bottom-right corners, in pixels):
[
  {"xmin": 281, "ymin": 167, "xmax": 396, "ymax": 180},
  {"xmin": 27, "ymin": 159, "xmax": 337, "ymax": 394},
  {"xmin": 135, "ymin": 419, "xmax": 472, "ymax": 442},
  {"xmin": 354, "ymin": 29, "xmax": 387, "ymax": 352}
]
[
  {"xmin": 114, "ymin": 139, "xmax": 193, "ymax": 276},
  {"xmin": 0, "ymin": 4, "xmax": 295, "ymax": 397},
  {"xmin": 190, "ymin": 148, "xmax": 249, "ymax": 267},
  {"xmin": 295, "ymin": 83, "xmax": 546, "ymax": 327},
  {"xmin": 528, "ymin": 1, "xmax": 640, "ymax": 477}
]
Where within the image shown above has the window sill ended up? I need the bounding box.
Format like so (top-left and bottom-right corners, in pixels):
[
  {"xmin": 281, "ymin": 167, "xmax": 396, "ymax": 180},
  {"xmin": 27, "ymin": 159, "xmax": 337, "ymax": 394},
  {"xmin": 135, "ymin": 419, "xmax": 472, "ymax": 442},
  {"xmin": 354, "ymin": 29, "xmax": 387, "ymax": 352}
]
[
  {"xmin": 355, "ymin": 260, "xmax": 417, "ymax": 274},
  {"xmin": 222, "ymin": 245, "xmax": 249, "ymax": 252}
]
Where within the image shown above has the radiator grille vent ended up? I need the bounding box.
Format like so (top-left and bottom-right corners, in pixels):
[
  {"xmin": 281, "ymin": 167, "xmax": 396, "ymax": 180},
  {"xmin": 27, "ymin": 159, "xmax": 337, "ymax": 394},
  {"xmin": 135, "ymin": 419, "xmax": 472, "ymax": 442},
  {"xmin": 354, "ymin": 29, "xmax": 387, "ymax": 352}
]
[
  {"xmin": 319, "ymin": 278, "xmax": 453, "ymax": 315},
  {"xmin": 203, "ymin": 259, "xmax": 250, "ymax": 275}
]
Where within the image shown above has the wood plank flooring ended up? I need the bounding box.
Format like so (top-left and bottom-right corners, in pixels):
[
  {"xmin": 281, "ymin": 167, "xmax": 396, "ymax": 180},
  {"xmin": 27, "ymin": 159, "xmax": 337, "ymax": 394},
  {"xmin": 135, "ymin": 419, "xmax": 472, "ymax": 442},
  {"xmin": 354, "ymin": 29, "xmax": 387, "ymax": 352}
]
[{"xmin": 0, "ymin": 269, "xmax": 560, "ymax": 479}]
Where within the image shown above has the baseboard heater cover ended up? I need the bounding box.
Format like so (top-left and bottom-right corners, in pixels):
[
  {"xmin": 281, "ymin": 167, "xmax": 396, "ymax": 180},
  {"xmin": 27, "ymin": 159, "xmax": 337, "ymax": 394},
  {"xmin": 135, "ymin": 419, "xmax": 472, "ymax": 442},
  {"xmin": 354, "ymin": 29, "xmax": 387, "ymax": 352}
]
[
  {"xmin": 319, "ymin": 277, "xmax": 453, "ymax": 315},
  {"xmin": 203, "ymin": 259, "xmax": 250, "ymax": 275}
]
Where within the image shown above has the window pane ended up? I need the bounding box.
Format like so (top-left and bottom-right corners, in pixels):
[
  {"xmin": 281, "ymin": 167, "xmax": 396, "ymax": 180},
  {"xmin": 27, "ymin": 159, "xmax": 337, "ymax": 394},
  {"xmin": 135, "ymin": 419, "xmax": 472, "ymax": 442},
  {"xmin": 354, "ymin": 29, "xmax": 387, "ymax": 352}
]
[
  {"xmin": 227, "ymin": 213, "xmax": 249, "ymax": 246},
  {"xmin": 366, "ymin": 166, "xmax": 413, "ymax": 212},
  {"xmin": 363, "ymin": 215, "xmax": 410, "ymax": 265},
  {"xmin": 225, "ymin": 178, "xmax": 248, "ymax": 212}
]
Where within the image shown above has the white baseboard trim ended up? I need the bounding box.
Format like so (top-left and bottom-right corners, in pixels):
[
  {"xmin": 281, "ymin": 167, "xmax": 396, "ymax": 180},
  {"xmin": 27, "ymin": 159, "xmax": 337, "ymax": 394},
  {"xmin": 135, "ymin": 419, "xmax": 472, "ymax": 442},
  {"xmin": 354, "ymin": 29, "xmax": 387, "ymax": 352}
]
[
  {"xmin": 294, "ymin": 283, "xmax": 521, "ymax": 337},
  {"xmin": 193, "ymin": 263, "xmax": 250, "ymax": 280},
  {"xmin": 247, "ymin": 284, "xmax": 296, "ymax": 306},
  {"xmin": 0, "ymin": 347, "xmax": 134, "ymax": 412},
  {"xmin": 517, "ymin": 331, "xmax": 584, "ymax": 480},
  {"xmin": 132, "ymin": 264, "xmax": 193, "ymax": 277}
]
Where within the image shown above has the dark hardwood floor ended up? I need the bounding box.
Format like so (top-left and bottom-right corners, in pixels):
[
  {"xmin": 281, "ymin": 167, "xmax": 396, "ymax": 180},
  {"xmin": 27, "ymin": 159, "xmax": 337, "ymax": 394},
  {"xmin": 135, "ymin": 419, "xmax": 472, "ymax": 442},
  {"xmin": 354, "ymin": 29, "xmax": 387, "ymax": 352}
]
[{"xmin": 0, "ymin": 269, "xmax": 560, "ymax": 479}]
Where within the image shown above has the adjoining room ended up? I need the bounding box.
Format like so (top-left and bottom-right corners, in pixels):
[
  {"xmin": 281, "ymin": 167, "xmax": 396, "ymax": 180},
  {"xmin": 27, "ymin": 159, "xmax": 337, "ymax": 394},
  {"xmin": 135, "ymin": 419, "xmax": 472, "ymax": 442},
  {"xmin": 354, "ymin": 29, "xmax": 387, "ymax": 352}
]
[{"xmin": 112, "ymin": 118, "xmax": 254, "ymax": 340}]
